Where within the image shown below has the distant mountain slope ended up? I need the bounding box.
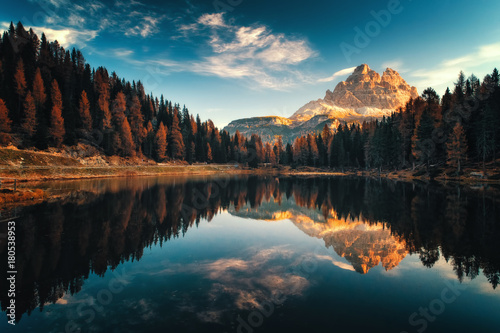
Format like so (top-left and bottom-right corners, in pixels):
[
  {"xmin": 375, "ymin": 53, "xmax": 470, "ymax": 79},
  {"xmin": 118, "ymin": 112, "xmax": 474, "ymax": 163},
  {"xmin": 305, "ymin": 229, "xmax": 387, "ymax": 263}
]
[{"xmin": 224, "ymin": 64, "xmax": 418, "ymax": 142}]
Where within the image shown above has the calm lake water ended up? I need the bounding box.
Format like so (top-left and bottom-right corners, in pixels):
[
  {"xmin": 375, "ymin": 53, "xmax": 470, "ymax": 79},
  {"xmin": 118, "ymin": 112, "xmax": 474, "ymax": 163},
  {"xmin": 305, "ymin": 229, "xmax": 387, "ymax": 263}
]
[{"xmin": 1, "ymin": 176, "xmax": 499, "ymax": 333}]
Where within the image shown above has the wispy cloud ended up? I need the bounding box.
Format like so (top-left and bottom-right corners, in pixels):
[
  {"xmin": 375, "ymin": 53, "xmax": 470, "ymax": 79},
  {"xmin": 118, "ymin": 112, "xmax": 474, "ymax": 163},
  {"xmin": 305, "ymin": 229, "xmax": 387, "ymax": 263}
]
[
  {"xmin": 318, "ymin": 66, "xmax": 356, "ymax": 83},
  {"xmin": 172, "ymin": 13, "xmax": 317, "ymax": 90},
  {"xmin": 113, "ymin": 48, "xmax": 134, "ymax": 57},
  {"xmin": 410, "ymin": 42, "xmax": 500, "ymax": 91},
  {"xmin": 381, "ymin": 59, "xmax": 408, "ymax": 73},
  {"xmin": 1, "ymin": 20, "xmax": 98, "ymax": 49},
  {"xmin": 21, "ymin": 0, "xmax": 168, "ymax": 47}
]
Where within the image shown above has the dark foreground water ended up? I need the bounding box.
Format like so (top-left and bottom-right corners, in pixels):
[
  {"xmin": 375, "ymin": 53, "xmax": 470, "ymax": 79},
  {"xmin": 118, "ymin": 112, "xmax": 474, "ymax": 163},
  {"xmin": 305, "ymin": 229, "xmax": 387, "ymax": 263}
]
[{"xmin": 1, "ymin": 176, "xmax": 499, "ymax": 333}]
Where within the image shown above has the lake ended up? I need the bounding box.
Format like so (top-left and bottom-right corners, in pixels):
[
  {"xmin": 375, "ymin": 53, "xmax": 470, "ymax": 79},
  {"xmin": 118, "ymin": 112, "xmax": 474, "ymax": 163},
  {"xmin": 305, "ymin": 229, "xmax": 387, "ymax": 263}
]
[{"xmin": 1, "ymin": 175, "xmax": 499, "ymax": 333}]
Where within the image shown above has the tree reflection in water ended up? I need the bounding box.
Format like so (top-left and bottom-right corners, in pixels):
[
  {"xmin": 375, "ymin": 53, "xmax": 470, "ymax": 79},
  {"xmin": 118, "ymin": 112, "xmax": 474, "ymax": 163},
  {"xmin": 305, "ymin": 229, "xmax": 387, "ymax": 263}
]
[{"xmin": 0, "ymin": 176, "xmax": 499, "ymax": 321}]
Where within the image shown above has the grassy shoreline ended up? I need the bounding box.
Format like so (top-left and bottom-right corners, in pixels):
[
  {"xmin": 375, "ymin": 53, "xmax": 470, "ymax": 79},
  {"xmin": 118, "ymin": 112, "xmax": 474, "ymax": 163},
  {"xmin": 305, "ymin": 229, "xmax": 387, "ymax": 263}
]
[
  {"xmin": 1, "ymin": 163, "xmax": 499, "ymax": 185},
  {"xmin": 1, "ymin": 146, "xmax": 499, "ymax": 205}
]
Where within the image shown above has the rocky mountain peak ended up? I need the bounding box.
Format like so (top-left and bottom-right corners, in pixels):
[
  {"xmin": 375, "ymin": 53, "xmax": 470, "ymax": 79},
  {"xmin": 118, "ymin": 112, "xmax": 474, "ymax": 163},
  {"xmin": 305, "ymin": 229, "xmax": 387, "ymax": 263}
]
[
  {"xmin": 319, "ymin": 64, "xmax": 418, "ymax": 114},
  {"xmin": 346, "ymin": 63, "xmax": 380, "ymax": 83},
  {"xmin": 224, "ymin": 64, "xmax": 419, "ymax": 142}
]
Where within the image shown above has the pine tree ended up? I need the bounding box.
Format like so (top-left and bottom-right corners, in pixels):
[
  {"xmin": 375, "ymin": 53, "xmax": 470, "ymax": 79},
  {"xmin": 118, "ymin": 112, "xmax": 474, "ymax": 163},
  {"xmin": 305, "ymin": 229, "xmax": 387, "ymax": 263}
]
[
  {"xmin": 14, "ymin": 59, "xmax": 27, "ymax": 122},
  {"xmin": 155, "ymin": 122, "xmax": 168, "ymax": 161},
  {"xmin": 78, "ymin": 90, "xmax": 92, "ymax": 131},
  {"xmin": 144, "ymin": 121, "xmax": 154, "ymax": 157},
  {"xmin": 168, "ymin": 109, "xmax": 185, "ymax": 160},
  {"xmin": 22, "ymin": 91, "xmax": 37, "ymax": 137},
  {"xmin": 49, "ymin": 80, "xmax": 65, "ymax": 147},
  {"xmin": 447, "ymin": 122, "xmax": 467, "ymax": 174},
  {"xmin": 475, "ymin": 105, "xmax": 496, "ymax": 173},
  {"xmin": 307, "ymin": 134, "xmax": 319, "ymax": 166},
  {"xmin": 412, "ymin": 108, "xmax": 435, "ymax": 169},
  {"xmin": 32, "ymin": 68, "xmax": 46, "ymax": 108},
  {"xmin": 276, "ymin": 135, "xmax": 283, "ymax": 164}
]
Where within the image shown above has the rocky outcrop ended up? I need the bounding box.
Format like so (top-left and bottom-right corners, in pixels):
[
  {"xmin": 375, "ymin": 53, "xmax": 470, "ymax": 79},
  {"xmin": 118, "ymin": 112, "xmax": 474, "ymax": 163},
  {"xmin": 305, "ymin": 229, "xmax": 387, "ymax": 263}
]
[
  {"xmin": 323, "ymin": 64, "xmax": 418, "ymax": 110},
  {"xmin": 224, "ymin": 64, "xmax": 418, "ymax": 141},
  {"xmin": 290, "ymin": 64, "xmax": 418, "ymax": 122}
]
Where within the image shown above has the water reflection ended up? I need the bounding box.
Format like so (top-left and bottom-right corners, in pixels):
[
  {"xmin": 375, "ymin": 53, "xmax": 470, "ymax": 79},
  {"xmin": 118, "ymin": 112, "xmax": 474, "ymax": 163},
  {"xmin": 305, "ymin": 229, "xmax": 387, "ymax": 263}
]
[{"xmin": 0, "ymin": 176, "xmax": 499, "ymax": 324}]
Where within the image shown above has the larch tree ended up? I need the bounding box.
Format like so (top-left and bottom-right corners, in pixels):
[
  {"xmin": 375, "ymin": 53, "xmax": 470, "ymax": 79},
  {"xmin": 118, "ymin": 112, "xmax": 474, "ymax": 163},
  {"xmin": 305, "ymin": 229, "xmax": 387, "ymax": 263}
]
[
  {"xmin": 0, "ymin": 99, "xmax": 12, "ymax": 145},
  {"xmin": 0, "ymin": 98, "xmax": 12, "ymax": 133},
  {"xmin": 95, "ymin": 70, "xmax": 112, "ymax": 130},
  {"xmin": 49, "ymin": 80, "xmax": 65, "ymax": 147},
  {"xmin": 128, "ymin": 95, "xmax": 145, "ymax": 150},
  {"xmin": 32, "ymin": 68, "xmax": 46, "ymax": 109},
  {"xmin": 446, "ymin": 122, "xmax": 468, "ymax": 174},
  {"xmin": 78, "ymin": 90, "xmax": 92, "ymax": 131},
  {"xmin": 155, "ymin": 122, "xmax": 168, "ymax": 161},
  {"xmin": 120, "ymin": 118, "xmax": 135, "ymax": 157},
  {"xmin": 206, "ymin": 142, "xmax": 213, "ymax": 163},
  {"xmin": 22, "ymin": 91, "xmax": 37, "ymax": 137},
  {"xmin": 111, "ymin": 91, "xmax": 127, "ymax": 127}
]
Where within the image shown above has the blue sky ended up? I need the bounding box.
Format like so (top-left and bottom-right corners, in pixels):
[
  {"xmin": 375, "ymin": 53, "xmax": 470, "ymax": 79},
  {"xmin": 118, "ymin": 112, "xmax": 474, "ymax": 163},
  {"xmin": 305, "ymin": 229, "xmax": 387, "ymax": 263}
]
[{"xmin": 1, "ymin": 0, "xmax": 500, "ymax": 127}]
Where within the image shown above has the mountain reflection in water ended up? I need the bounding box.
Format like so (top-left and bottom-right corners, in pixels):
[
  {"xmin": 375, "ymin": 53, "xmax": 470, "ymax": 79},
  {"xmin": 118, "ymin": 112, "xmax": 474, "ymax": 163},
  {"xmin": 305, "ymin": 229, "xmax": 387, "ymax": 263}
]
[{"xmin": 0, "ymin": 175, "xmax": 499, "ymax": 328}]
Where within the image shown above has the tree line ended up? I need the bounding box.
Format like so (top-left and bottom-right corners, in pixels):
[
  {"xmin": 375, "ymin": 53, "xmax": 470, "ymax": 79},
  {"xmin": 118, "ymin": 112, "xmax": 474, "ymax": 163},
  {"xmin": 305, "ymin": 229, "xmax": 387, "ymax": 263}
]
[{"xmin": 0, "ymin": 22, "xmax": 499, "ymax": 172}]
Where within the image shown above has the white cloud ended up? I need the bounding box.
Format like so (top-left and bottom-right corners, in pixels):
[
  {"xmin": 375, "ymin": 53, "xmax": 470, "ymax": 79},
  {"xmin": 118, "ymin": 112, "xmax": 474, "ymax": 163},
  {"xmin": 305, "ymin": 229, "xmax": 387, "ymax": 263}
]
[
  {"xmin": 198, "ymin": 13, "xmax": 227, "ymax": 28},
  {"xmin": 174, "ymin": 13, "xmax": 316, "ymax": 90},
  {"xmin": 25, "ymin": 0, "xmax": 166, "ymax": 40},
  {"xmin": 411, "ymin": 42, "xmax": 500, "ymax": 92},
  {"xmin": 125, "ymin": 15, "xmax": 165, "ymax": 38},
  {"xmin": 68, "ymin": 13, "xmax": 86, "ymax": 27},
  {"xmin": 318, "ymin": 66, "xmax": 356, "ymax": 83},
  {"xmin": 29, "ymin": 25, "xmax": 98, "ymax": 48},
  {"xmin": 113, "ymin": 49, "xmax": 134, "ymax": 57}
]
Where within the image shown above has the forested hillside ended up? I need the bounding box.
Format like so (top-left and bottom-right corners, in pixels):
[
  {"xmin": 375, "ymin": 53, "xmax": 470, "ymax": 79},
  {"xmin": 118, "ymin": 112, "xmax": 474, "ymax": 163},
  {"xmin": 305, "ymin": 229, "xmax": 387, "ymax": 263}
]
[{"xmin": 0, "ymin": 22, "xmax": 499, "ymax": 173}]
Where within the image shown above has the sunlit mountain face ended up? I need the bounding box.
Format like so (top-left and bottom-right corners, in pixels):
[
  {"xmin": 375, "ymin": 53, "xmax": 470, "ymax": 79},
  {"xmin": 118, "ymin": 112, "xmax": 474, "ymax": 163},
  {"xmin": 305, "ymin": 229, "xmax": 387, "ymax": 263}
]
[{"xmin": 1, "ymin": 176, "xmax": 499, "ymax": 332}]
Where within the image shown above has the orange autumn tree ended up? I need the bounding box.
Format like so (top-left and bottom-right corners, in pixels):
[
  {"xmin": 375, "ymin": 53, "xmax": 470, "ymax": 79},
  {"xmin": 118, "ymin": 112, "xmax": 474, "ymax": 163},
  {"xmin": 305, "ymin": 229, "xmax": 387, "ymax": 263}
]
[
  {"xmin": 49, "ymin": 80, "xmax": 65, "ymax": 147},
  {"xmin": 0, "ymin": 98, "xmax": 12, "ymax": 145},
  {"xmin": 79, "ymin": 90, "xmax": 92, "ymax": 131},
  {"xmin": 22, "ymin": 91, "xmax": 37, "ymax": 138},
  {"xmin": 120, "ymin": 118, "xmax": 135, "ymax": 157},
  {"xmin": 32, "ymin": 68, "xmax": 47, "ymax": 109},
  {"xmin": 155, "ymin": 122, "xmax": 168, "ymax": 161},
  {"xmin": 95, "ymin": 69, "xmax": 112, "ymax": 130}
]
